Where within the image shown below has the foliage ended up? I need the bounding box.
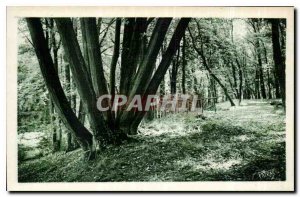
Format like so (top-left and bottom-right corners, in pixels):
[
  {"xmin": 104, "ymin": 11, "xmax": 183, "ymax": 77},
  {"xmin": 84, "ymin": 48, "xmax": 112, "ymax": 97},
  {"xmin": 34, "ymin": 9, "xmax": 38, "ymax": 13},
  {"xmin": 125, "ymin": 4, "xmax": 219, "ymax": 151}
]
[{"xmin": 17, "ymin": 23, "xmax": 50, "ymax": 134}]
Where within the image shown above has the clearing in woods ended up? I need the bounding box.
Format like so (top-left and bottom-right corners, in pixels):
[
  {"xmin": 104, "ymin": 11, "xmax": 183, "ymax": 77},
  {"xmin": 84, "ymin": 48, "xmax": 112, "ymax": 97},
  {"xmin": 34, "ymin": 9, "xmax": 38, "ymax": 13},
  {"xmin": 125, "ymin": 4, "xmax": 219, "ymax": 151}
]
[{"xmin": 18, "ymin": 99, "xmax": 285, "ymax": 182}]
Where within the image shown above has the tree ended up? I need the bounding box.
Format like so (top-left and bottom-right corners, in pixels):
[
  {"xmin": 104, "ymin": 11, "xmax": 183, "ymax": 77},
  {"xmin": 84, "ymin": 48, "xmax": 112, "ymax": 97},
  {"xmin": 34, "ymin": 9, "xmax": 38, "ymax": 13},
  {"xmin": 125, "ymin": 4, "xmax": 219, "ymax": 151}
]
[
  {"xmin": 181, "ymin": 34, "xmax": 187, "ymax": 94},
  {"xmin": 246, "ymin": 19, "xmax": 267, "ymax": 99},
  {"xmin": 270, "ymin": 19, "xmax": 286, "ymax": 108},
  {"xmin": 169, "ymin": 46, "xmax": 180, "ymax": 94},
  {"xmin": 46, "ymin": 18, "xmax": 63, "ymax": 152},
  {"xmin": 27, "ymin": 17, "xmax": 190, "ymax": 160},
  {"xmin": 188, "ymin": 19, "xmax": 236, "ymax": 106}
]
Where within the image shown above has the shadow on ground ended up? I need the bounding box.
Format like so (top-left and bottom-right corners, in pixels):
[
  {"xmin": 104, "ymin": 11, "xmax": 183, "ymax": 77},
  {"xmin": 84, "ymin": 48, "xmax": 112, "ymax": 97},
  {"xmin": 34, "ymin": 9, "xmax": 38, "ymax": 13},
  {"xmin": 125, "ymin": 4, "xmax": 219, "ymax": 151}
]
[{"xmin": 18, "ymin": 100, "xmax": 286, "ymax": 182}]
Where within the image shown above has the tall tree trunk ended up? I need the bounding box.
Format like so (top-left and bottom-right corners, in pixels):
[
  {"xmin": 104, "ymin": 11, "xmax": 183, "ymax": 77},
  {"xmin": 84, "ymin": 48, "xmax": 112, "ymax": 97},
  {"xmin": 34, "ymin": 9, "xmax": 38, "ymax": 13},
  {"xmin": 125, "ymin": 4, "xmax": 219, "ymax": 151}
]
[
  {"xmin": 255, "ymin": 66, "xmax": 261, "ymax": 99},
  {"xmin": 146, "ymin": 19, "xmax": 191, "ymax": 95},
  {"xmin": 170, "ymin": 47, "xmax": 180, "ymax": 94},
  {"xmin": 261, "ymin": 42, "xmax": 273, "ymax": 99},
  {"xmin": 118, "ymin": 18, "xmax": 172, "ymax": 130},
  {"xmin": 26, "ymin": 18, "xmax": 95, "ymax": 160},
  {"xmin": 271, "ymin": 19, "xmax": 286, "ymax": 108},
  {"xmin": 160, "ymin": 77, "xmax": 165, "ymax": 95},
  {"xmin": 250, "ymin": 19, "xmax": 267, "ymax": 99},
  {"xmin": 127, "ymin": 18, "xmax": 172, "ymax": 99},
  {"xmin": 50, "ymin": 102, "xmax": 60, "ymax": 152},
  {"xmin": 207, "ymin": 74, "xmax": 212, "ymax": 106},
  {"xmin": 125, "ymin": 18, "xmax": 191, "ymax": 135},
  {"xmin": 192, "ymin": 66, "xmax": 199, "ymax": 95},
  {"xmin": 273, "ymin": 70, "xmax": 281, "ymax": 98},
  {"xmin": 119, "ymin": 18, "xmax": 149, "ymax": 96},
  {"xmin": 182, "ymin": 34, "xmax": 186, "ymax": 94},
  {"xmin": 64, "ymin": 60, "xmax": 73, "ymax": 152},
  {"xmin": 235, "ymin": 58, "xmax": 243, "ymax": 104},
  {"xmin": 48, "ymin": 18, "xmax": 62, "ymax": 152},
  {"xmin": 243, "ymin": 63, "xmax": 251, "ymax": 99},
  {"xmin": 211, "ymin": 76, "xmax": 217, "ymax": 107},
  {"xmin": 70, "ymin": 76, "xmax": 79, "ymax": 150},
  {"xmin": 80, "ymin": 19, "xmax": 91, "ymax": 75},
  {"xmin": 231, "ymin": 62, "xmax": 238, "ymax": 99},
  {"xmin": 119, "ymin": 18, "xmax": 135, "ymax": 96},
  {"xmin": 80, "ymin": 18, "xmax": 115, "ymax": 130},
  {"xmin": 80, "ymin": 18, "xmax": 109, "ymax": 98},
  {"xmin": 226, "ymin": 72, "xmax": 236, "ymax": 97},
  {"xmin": 279, "ymin": 21, "xmax": 286, "ymax": 64},
  {"xmin": 110, "ymin": 18, "xmax": 121, "ymax": 97},
  {"xmin": 78, "ymin": 100, "xmax": 86, "ymax": 124},
  {"xmin": 159, "ymin": 46, "xmax": 166, "ymax": 95},
  {"xmin": 54, "ymin": 18, "xmax": 116, "ymax": 145},
  {"xmin": 170, "ymin": 60, "xmax": 177, "ymax": 94},
  {"xmin": 109, "ymin": 18, "xmax": 121, "ymax": 121},
  {"xmin": 266, "ymin": 68, "xmax": 272, "ymax": 99},
  {"xmin": 257, "ymin": 51, "xmax": 267, "ymax": 99}
]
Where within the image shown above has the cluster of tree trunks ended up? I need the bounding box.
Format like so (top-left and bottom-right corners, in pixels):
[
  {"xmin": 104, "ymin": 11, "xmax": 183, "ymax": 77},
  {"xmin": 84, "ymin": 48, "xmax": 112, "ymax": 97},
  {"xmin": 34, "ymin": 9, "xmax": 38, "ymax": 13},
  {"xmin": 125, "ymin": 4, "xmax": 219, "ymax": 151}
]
[{"xmin": 27, "ymin": 17, "xmax": 191, "ymax": 160}]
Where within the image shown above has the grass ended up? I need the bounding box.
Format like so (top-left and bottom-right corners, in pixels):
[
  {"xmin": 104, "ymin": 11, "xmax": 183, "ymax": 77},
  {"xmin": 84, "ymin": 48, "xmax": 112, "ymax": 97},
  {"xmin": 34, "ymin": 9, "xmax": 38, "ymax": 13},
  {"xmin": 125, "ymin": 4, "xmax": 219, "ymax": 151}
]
[{"xmin": 18, "ymin": 99, "xmax": 286, "ymax": 182}]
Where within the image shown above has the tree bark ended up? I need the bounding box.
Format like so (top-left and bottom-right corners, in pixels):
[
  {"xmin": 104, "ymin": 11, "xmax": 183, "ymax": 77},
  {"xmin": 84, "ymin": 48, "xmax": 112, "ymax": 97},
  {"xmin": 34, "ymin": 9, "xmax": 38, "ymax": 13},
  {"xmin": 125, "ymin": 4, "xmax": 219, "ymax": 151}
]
[
  {"xmin": 81, "ymin": 18, "xmax": 109, "ymax": 98},
  {"xmin": 26, "ymin": 18, "xmax": 95, "ymax": 160},
  {"xmin": 170, "ymin": 47, "xmax": 180, "ymax": 94},
  {"xmin": 110, "ymin": 18, "xmax": 121, "ymax": 97},
  {"xmin": 128, "ymin": 18, "xmax": 172, "ymax": 98},
  {"xmin": 80, "ymin": 19, "xmax": 90, "ymax": 75},
  {"xmin": 235, "ymin": 58, "xmax": 243, "ymax": 104},
  {"xmin": 54, "ymin": 18, "xmax": 115, "ymax": 145},
  {"xmin": 78, "ymin": 100, "xmax": 86, "ymax": 124},
  {"xmin": 118, "ymin": 18, "xmax": 149, "ymax": 96},
  {"xmin": 274, "ymin": 70, "xmax": 281, "ymax": 98},
  {"xmin": 182, "ymin": 34, "xmax": 186, "ymax": 94},
  {"xmin": 271, "ymin": 19, "xmax": 286, "ymax": 108},
  {"xmin": 50, "ymin": 101, "xmax": 60, "ymax": 152},
  {"xmin": 48, "ymin": 18, "xmax": 62, "ymax": 152},
  {"xmin": 261, "ymin": 42, "xmax": 273, "ymax": 99},
  {"xmin": 257, "ymin": 49, "xmax": 267, "ymax": 99},
  {"xmin": 146, "ymin": 19, "xmax": 191, "ymax": 95},
  {"xmin": 123, "ymin": 18, "xmax": 191, "ymax": 135},
  {"xmin": 252, "ymin": 19, "xmax": 267, "ymax": 99},
  {"xmin": 119, "ymin": 18, "xmax": 135, "ymax": 96},
  {"xmin": 231, "ymin": 62, "xmax": 238, "ymax": 99},
  {"xmin": 118, "ymin": 18, "xmax": 172, "ymax": 129},
  {"xmin": 81, "ymin": 18, "xmax": 115, "ymax": 129}
]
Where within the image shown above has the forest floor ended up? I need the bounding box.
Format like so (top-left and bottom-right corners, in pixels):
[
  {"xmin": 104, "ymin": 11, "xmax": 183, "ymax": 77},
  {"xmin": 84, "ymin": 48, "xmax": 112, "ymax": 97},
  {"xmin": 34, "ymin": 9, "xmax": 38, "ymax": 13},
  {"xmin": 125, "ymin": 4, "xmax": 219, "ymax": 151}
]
[{"xmin": 18, "ymin": 99, "xmax": 286, "ymax": 182}]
